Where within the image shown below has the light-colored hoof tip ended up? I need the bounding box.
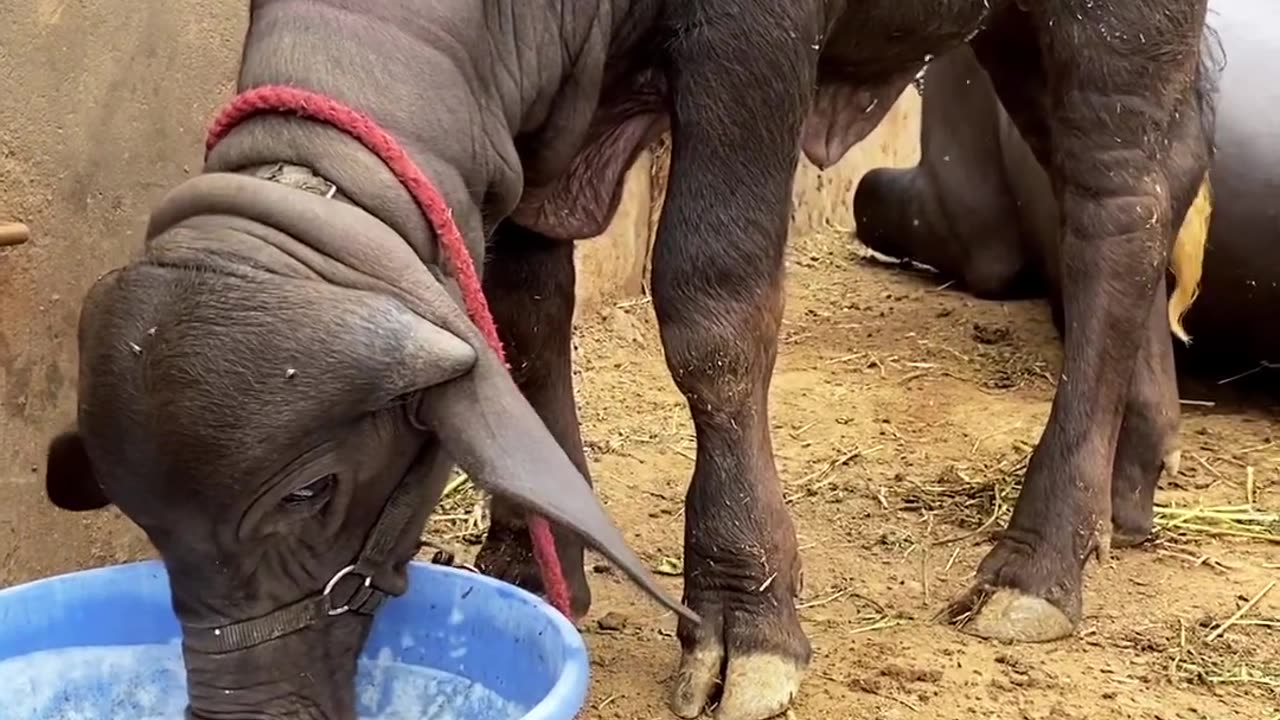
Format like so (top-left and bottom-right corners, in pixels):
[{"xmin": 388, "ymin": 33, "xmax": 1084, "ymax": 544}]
[
  {"xmin": 670, "ymin": 685, "xmax": 711, "ymax": 719},
  {"xmin": 669, "ymin": 645, "xmax": 724, "ymax": 719},
  {"xmin": 715, "ymin": 654, "xmax": 804, "ymax": 720},
  {"xmin": 668, "ymin": 650, "xmax": 805, "ymax": 720},
  {"xmin": 960, "ymin": 589, "xmax": 1074, "ymax": 643},
  {"xmin": 1162, "ymin": 449, "xmax": 1183, "ymax": 479}
]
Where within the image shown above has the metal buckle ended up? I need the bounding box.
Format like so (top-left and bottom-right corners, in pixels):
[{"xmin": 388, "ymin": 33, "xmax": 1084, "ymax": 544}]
[{"xmin": 323, "ymin": 564, "xmax": 373, "ymax": 617}]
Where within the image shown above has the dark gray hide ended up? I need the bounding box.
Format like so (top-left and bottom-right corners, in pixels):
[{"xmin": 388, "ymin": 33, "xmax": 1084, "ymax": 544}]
[{"xmin": 46, "ymin": 1, "xmax": 1215, "ymax": 719}]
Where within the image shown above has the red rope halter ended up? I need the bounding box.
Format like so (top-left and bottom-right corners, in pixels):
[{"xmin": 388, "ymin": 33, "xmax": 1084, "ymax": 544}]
[{"xmin": 205, "ymin": 85, "xmax": 572, "ymax": 619}]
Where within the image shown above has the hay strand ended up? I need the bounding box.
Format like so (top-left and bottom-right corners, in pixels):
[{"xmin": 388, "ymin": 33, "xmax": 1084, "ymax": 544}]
[
  {"xmin": 1153, "ymin": 503, "xmax": 1280, "ymax": 544},
  {"xmin": 1205, "ymin": 581, "xmax": 1277, "ymax": 642}
]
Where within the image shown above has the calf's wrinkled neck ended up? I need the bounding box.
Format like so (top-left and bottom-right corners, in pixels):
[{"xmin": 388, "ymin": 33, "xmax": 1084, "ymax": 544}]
[
  {"xmin": 204, "ymin": 0, "xmax": 650, "ymax": 269},
  {"xmin": 183, "ymin": 621, "xmax": 366, "ymax": 720}
]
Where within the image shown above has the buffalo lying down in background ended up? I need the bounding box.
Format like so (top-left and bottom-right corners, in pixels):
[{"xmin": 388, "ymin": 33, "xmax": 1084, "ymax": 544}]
[
  {"xmin": 855, "ymin": 0, "xmax": 1277, "ymax": 400},
  {"xmin": 43, "ymin": 1, "xmax": 1215, "ymax": 719}
]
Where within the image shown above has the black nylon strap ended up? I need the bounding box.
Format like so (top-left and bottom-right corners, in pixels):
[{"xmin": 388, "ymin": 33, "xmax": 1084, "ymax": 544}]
[{"xmin": 184, "ymin": 595, "xmax": 330, "ymax": 654}]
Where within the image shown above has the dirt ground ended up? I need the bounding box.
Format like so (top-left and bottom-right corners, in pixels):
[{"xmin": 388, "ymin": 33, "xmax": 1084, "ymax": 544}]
[{"xmin": 433, "ymin": 228, "xmax": 1279, "ymax": 720}]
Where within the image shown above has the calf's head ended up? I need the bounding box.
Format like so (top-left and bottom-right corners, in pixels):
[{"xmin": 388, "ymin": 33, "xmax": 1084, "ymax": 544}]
[{"xmin": 44, "ymin": 178, "xmax": 689, "ymax": 718}]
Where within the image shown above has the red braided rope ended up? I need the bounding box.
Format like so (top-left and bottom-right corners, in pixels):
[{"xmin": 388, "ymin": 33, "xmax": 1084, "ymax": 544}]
[{"xmin": 204, "ymin": 85, "xmax": 572, "ymax": 619}]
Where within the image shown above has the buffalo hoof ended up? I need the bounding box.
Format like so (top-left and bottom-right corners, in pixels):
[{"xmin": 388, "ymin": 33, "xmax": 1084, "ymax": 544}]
[
  {"xmin": 1110, "ymin": 528, "xmax": 1152, "ymax": 549},
  {"xmin": 952, "ymin": 589, "xmax": 1074, "ymax": 643},
  {"xmin": 670, "ymin": 648, "xmax": 805, "ymax": 720},
  {"xmin": 1111, "ymin": 508, "xmax": 1154, "ymax": 549},
  {"xmin": 1112, "ymin": 448, "xmax": 1182, "ymax": 548},
  {"xmin": 941, "ymin": 534, "xmax": 1082, "ymax": 645}
]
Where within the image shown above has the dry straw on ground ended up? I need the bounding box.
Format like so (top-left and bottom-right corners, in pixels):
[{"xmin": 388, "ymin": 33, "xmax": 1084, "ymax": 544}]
[
  {"xmin": 426, "ymin": 471, "xmax": 488, "ymax": 548},
  {"xmin": 896, "ymin": 449, "xmax": 1280, "ymax": 547},
  {"xmin": 1162, "ymin": 586, "xmax": 1280, "ymax": 697}
]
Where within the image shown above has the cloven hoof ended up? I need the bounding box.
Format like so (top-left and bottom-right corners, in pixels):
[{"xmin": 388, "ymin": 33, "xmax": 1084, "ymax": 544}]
[{"xmin": 959, "ymin": 589, "xmax": 1075, "ymax": 643}]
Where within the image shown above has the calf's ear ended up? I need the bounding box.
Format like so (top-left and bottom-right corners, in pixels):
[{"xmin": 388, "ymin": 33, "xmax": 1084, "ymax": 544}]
[
  {"xmin": 383, "ymin": 301, "xmax": 478, "ymax": 393},
  {"xmin": 45, "ymin": 429, "xmax": 112, "ymax": 511},
  {"xmin": 415, "ymin": 349, "xmax": 700, "ymax": 626}
]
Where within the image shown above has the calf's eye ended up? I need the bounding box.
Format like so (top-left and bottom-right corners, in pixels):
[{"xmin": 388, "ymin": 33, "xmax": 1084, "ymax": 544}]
[{"xmin": 282, "ymin": 473, "xmax": 337, "ymax": 508}]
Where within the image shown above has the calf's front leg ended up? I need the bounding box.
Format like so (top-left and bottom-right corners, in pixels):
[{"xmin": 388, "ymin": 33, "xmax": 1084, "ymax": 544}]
[
  {"xmin": 475, "ymin": 222, "xmax": 592, "ymax": 619},
  {"xmin": 652, "ymin": 20, "xmax": 815, "ymax": 720}
]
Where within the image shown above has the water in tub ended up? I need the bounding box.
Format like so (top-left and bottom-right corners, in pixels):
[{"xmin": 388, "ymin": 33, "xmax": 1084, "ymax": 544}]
[{"xmin": 0, "ymin": 641, "xmax": 528, "ymax": 719}]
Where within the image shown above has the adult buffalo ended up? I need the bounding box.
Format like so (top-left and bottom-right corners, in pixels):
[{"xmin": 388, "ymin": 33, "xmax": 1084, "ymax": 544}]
[
  {"xmin": 44, "ymin": 1, "xmax": 1214, "ymax": 719},
  {"xmin": 854, "ymin": 0, "xmax": 1277, "ymax": 396}
]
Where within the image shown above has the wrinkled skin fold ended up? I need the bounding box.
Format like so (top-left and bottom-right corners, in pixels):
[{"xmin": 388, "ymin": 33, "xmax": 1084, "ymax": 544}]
[{"xmin": 45, "ymin": 1, "xmax": 1215, "ymax": 719}]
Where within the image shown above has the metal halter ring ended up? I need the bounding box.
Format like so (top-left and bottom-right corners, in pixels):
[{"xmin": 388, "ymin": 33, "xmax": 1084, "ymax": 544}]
[{"xmin": 323, "ymin": 564, "xmax": 373, "ymax": 617}]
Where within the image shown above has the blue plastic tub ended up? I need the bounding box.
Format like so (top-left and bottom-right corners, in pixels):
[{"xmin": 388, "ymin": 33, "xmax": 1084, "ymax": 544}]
[{"xmin": 0, "ymin": 560, "xmax": 589, "ymax": 719}]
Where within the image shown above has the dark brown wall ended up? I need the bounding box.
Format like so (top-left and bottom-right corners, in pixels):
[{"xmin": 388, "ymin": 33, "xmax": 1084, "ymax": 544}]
[{"xmin": 0, "ymin": 1, "xmax": 247, "ymax": 585}]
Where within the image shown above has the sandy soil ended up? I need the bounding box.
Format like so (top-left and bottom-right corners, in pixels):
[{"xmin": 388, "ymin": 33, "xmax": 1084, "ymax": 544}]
[{"xmin": 434, "ymin": 229, "xmax": 1279, "ymax": 720}]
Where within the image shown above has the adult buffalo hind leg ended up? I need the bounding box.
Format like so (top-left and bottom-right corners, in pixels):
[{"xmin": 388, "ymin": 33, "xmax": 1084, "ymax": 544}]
[
  {"xmin": 653, "ymin": 14, "xmax": 814, "ymax": 720},
  {"xmin": 1110, "ymin": 273, "xmax": 1181, "ymax": 547},
  {"xmin": 1110, "ymin": 99, "xmax": 1212, "ymax": 545},
  {"xmin": 474, "ymin": 222, "xmax": 592, "ymax": 619},
  {"xmin": 952, "ymin": 2, "xmax": 1210, "ymax": 642}
]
